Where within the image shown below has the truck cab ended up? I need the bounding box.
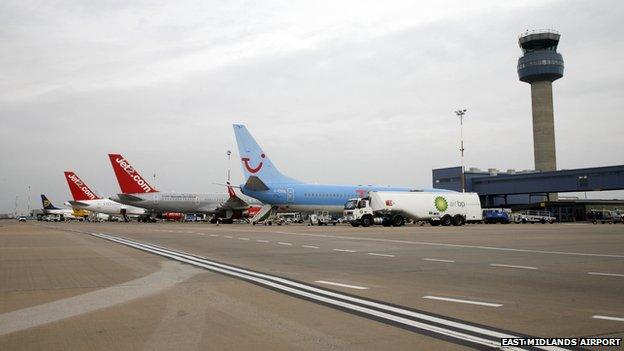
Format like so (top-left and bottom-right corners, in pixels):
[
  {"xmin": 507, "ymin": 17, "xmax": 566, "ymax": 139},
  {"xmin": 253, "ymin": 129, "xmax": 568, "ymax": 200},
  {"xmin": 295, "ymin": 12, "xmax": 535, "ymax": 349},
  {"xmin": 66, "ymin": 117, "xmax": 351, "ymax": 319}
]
[{"xmin": 344, "ymin": 198, "xmax": 375, "ymax": 227}]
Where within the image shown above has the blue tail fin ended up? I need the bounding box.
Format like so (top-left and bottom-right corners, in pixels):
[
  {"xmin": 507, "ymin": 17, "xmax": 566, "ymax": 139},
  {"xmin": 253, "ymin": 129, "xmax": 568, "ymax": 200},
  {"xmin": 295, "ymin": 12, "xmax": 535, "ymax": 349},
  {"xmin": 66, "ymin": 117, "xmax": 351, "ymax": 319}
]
[
  {"xmin": 41, "ymin": 194, "xmax": 59, "ymax": 210},
  {"xmin": 233, "ymin": 124, "xmax": 300, "ymax": 185}
]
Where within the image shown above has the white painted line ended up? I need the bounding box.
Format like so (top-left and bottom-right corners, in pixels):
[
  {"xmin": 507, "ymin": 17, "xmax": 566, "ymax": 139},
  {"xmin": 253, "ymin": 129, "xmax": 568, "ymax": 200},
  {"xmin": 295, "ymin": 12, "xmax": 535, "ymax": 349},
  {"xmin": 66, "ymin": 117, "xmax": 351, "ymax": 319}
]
[
  {"xmin": 423, "ymin": 258, "xmax": 455, "ymax": 263},
  {"xmin": 490, "ymin": 264, "xmax": 537, "ymax": 270},
  {"xmin": 209, "ymin": 234, "xmax": 218, "ymax": 237},
  {"xmin": 77, "ymin": 232, "xmax": 550, "ymax": 350},
  {"xmin": 224, "ymin": 235, "xmax": 233, "ymax": 239},
  {"xmin": 368, "ymin": 253, "xmax": 395, "ymax": 257},
  {"xmin": 315, "ymin": 280, "xmax": 369, "ymax": 290},
  {"xmin": 593, "ymin": 315, "xmax": 624, "ymax": 322},
  {"xmin": 256, "ymin": 240, "xmax": 269, "ymax": 243},
  {"xmin": 302, "ymin": 245, "xmax": 319, "ymax": 249},
  {"xmin": 333, "ymin": 249, "xmax": 356, "ymax": 253},
  {"xmin": 267, "ymin": 231, "xmax": 624, "ymax": 258},
  {"xmin": 238, "ymin": 238, "xmax": 250, "ymax": 241},
  {"xmin": 277, "ymin": 242, "xmax": 292, "ymax": 246},
  {"xmin": 588, "ymin": 272, "xmax": 624, "ymax": 277},
  {"xmin": 423, "ymin": 296, "xmax": 502, "ymax": 307}
]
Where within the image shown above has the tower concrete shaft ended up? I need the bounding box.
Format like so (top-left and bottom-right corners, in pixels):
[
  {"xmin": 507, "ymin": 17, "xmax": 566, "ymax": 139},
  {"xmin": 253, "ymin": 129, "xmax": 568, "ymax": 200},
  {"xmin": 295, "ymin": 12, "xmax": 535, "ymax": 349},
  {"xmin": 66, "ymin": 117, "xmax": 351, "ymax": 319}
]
[{"xmin": 530, "ymin": 80, "xmax": 557, "ymax": 172}]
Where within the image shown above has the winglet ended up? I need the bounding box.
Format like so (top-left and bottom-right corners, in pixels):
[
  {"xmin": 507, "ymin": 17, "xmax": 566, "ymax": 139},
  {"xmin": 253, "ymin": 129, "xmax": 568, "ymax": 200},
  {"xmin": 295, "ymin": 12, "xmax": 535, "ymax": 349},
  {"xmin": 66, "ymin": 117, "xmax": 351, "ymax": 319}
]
[
  {"xmin": 108, "ymin": 154, "xmax": 158, "ymax": 194},
  {"xmin": 226, "ymin": 181, "xmax": 236, "ymax": 198}
]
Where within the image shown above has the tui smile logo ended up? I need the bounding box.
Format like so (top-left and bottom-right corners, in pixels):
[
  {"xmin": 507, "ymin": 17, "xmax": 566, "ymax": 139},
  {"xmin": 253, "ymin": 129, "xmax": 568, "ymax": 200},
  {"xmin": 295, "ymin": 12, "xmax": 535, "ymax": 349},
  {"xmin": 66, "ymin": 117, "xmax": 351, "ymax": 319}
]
[
  {"xmin": 434, "ymin": 196, "xmax": 448, "ymax": 212},
  {"xmin": 242, "ymin": 153, "xmax": 265, "ymax": 174}
]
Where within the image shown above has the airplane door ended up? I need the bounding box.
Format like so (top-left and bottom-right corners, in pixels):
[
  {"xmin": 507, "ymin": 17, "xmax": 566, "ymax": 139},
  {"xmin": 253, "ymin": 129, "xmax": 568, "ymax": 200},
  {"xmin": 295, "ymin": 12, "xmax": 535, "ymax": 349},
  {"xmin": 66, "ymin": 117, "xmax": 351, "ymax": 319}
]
[
  {"xmin": 195, "ymin": 195, "xmax": 200, "ymax": 205},
  {"xmin": 154, "ymin": 194, "xmax": 160, "ymax": 204},
  {"xmin": 287, "ymin": 188, "xmax": 294, "ymax": 203}
]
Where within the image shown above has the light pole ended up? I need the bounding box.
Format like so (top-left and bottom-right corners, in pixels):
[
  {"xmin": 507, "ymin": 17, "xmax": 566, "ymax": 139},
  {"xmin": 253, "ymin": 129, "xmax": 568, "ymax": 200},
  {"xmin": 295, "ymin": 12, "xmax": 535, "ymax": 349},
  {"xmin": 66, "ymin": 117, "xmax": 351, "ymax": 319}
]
[
  {"xmin": 454, "ymin": 109, "xmax": 467, "ymax": 192},
  {"xmin": 226, "ymin": 150, "xmax": 232, "ymax": 183},
  {"xmin": 27, "ymin": 186, "xmax": 31, "ymax": 216}
]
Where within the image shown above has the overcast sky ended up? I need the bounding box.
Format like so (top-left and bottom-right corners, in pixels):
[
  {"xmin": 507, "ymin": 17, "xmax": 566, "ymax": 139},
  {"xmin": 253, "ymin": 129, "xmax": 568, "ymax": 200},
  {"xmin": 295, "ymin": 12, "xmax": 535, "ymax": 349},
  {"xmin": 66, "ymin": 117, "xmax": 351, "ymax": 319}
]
[{"xmin": 2, "ymin": 0, "xmax": 624, "ymax": 213}]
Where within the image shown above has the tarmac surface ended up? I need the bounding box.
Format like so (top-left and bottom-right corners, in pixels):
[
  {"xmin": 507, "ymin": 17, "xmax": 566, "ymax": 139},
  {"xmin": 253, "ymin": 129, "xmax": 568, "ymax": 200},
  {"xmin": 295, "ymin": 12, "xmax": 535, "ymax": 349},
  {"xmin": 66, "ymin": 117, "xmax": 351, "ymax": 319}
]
[{"xmin": 1, "ymin": 221, "xmax": 623, "ymax": 350}]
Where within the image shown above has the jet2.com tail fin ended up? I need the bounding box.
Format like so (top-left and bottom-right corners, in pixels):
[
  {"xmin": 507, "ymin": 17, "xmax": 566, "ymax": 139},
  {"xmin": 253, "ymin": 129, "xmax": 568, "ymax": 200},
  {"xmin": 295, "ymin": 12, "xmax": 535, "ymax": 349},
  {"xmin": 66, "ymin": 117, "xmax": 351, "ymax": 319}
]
[
  {"xmin": 108, "ymin": 154, "xmax": 158, "ymax": 194},
  {"xmin": 41, "ymin": 194, "xmax": 59, "ymax": 210},
  {"xmin": 233, "ymin": 124, "xmax": 300, "ymax": 186},
  {"xmin": 64, "ymin": 171, "xmax": 102, "ymax": 201}
]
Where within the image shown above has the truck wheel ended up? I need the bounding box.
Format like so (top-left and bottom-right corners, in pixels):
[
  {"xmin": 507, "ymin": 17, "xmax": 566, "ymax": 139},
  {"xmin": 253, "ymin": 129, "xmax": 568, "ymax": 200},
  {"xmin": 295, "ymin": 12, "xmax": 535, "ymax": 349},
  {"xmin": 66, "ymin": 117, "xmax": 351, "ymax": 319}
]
[
  {"xmin": 350, "ymin": 221, "xmax": 360, "ymax": 227},
  {"xmin": 452, "ymin": 215, "xmax": 465, "ymax": 226},
  {"xmin": 541, "ymin": 219, "xmax": 546, "ymax": 224},
  {"xmin": 522, "ymin": 218, "xmax": 527, "ymax": 224},
  {"xmin": 392, "ymin": 215, "xmax": 405, "ymax": 227},
  {"xmin": 361, "ymin": 216, "xmax": 373, "ymax": 227},
  {"xmin": 429, "ymin": 219, "xmax": 440, "ymax": 226},
  {"xmin": 441, "ymin": 215, "xmax": 452, "ymax": 226}
]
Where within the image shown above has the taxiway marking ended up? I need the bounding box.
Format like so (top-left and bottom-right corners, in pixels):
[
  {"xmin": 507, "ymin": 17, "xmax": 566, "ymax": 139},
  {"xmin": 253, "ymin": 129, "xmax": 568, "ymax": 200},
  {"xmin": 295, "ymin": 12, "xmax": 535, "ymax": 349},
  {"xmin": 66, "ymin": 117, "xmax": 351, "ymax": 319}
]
[
  {"xmin": 368, "ymin": 253, "xmax": 395, "ymax": 257},
  {"xmin": 238, "ymin": 237, "xmax": 250, "ymax": 241},
  {"xmin": 256, "ymin": 239, "xmax": 269, "ymax": 243},
  {"xmin": 302, "ymin": 245, "xmax": 319, "ymax": 249},
  {"xmin": 588, "ymin": 272, "xmax": 624, "ymax": 277},
  {"xmin": 0, "ymin": 261, "xmax": 202, "ymax": 336},
  {"xmin": 81, "ymin": 231, "xmax": 564, "ymax": 350},
  {"xmin": 333, "ymin": 249, "xmax": 356, "ymax": 253},
  {"xmin": 423, "ymin": 258, "xmax": 455, "ymax": 263},
  {"xmin": 423, "ymin": 296, "xmax": 502, "ymax": 307},
  {"xmin": 277, "ymin": 242, "xmax": 293, "ymax": 246},
  {"xmin": 592, "ymin": 315, "xmax": 624, "ymax": 322},
  {"xmin": 269, "ymin": 231, "xmax": 624, "ymax": 258},
  {"xmin": 490, "ymin": 264, "xmax": 537, "ymax": 270},
  {"xmin": 315, "ymin": 280, "xmax": 369, "ymax": 290}
]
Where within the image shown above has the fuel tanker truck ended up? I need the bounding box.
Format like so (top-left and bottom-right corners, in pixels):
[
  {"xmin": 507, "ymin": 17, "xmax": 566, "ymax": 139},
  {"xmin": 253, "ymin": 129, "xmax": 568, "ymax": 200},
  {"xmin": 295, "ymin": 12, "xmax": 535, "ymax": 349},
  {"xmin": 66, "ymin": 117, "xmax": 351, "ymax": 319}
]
[{"xmin": 343, "ymin": 191, "xmax": 482, "ymax": 227}]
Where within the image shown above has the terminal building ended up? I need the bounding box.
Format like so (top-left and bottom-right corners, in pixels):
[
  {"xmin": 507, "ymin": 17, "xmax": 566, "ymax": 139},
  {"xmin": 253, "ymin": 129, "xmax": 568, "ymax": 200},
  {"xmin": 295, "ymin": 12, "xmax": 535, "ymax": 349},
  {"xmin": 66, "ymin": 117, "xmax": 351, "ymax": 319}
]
[{"xmin": 432, "ymin": 30, "xmax": 624, "ymax": 221}]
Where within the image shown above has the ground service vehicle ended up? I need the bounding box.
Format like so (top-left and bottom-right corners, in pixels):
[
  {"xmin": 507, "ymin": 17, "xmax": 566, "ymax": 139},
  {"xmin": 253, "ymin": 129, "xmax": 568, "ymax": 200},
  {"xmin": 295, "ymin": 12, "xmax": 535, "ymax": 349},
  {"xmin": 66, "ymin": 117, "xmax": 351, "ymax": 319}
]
[
  {"xmin": 482, "ymin": 208, "xmax": 512, "ymax": 224},
  {"xmin": 344, "ymin": 191, "xmax": 482, "ymax": 227},
  {"xmin": 587, "ymin": 210, "xmax": 621, "ymax": 224},
  {"xmin": 512, "ymin": 210, "xmax": 556, "ymax": 224},
  {"xmin": 309, "ymin": 211, "xmax": 338, "ymax": 226}
]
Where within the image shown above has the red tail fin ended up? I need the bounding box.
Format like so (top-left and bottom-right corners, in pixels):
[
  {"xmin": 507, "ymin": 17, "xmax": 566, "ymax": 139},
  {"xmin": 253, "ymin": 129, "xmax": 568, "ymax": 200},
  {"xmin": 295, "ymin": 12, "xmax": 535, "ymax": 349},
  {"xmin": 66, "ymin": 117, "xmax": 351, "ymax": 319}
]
[
  {"xmin": 226, "ymin": 181, "xmax": 236, "ymax": 198},
  {"xmin": 64, "ymin": 171, "xmax": 102, "ymax": 201},
  {"xmin": 108, "ymin": 154, "xmax": 158, "ymax": 194}
]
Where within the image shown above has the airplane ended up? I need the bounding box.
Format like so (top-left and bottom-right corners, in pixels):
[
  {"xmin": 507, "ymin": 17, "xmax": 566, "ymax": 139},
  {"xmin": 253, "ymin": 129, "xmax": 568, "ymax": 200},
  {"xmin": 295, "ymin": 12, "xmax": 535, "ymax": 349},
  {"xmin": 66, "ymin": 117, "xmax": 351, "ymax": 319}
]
[
  {"xmin": 107, "ymin": 153, "xmax": 262, "ymax": 223},
  {"xmin": 63, "ymin": 171, "xmax": 147, "ymax": 221},
  {"xmin": 232, "ymin": 124, "xmax": 454, "ymax": 224},
  {"xmin": 40, "ymin": 194, "xmax": 88, "ymax": 220}
]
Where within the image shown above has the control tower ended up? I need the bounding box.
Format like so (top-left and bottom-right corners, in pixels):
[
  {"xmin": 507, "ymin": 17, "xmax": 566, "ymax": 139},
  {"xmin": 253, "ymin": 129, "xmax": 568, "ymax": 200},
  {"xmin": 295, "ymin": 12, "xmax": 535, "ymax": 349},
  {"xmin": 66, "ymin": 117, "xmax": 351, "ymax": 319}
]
[{"xmin": 517, "ymin": 30, "xmax": 564, "ymax": 173}]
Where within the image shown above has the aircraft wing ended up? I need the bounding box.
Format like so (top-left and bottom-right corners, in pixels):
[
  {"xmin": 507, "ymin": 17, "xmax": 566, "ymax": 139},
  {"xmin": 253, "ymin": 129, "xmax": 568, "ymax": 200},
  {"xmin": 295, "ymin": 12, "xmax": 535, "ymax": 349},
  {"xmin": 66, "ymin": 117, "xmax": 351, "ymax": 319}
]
[
  {"xmin": 220, "ymin": 196, "xmax": 248, "ymax": 210},
  {"xmin": 116, "ymin": 193, "xmax": 144, "ymax": 202}
]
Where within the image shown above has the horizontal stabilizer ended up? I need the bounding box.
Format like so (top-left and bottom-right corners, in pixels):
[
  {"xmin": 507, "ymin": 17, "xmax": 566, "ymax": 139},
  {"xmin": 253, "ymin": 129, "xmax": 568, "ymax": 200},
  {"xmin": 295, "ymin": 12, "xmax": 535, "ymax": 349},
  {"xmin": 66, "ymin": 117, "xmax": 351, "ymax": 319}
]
[{"xmin": 244, "ymin": 176, "xmax": 269, "ymax": 191}]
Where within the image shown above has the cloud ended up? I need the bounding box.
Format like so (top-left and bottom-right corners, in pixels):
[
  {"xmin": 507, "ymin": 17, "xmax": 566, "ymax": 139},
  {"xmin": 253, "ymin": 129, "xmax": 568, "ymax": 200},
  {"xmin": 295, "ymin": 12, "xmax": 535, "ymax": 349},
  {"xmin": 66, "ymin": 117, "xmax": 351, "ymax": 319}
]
[{"xmin": 1, "ymin": 0, "xmax": 623, "ymax": 212}]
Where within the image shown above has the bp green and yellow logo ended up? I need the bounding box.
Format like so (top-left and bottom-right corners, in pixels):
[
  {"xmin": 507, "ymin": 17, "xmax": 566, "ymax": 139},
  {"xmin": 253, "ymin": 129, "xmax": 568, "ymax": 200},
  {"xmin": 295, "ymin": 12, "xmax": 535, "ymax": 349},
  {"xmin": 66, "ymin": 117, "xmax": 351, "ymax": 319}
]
[{"xmin": 434, "ymin": 196, "xmax": 448, "ymax": 212}]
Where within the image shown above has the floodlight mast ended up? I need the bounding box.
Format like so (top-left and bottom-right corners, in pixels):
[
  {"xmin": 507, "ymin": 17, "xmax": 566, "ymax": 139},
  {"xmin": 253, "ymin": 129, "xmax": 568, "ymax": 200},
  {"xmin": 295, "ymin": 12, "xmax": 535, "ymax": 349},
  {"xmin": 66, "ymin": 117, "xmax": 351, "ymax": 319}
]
[{"xmin": 454, "ymin": 109, "xmax": 467, "ymax": 192}]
